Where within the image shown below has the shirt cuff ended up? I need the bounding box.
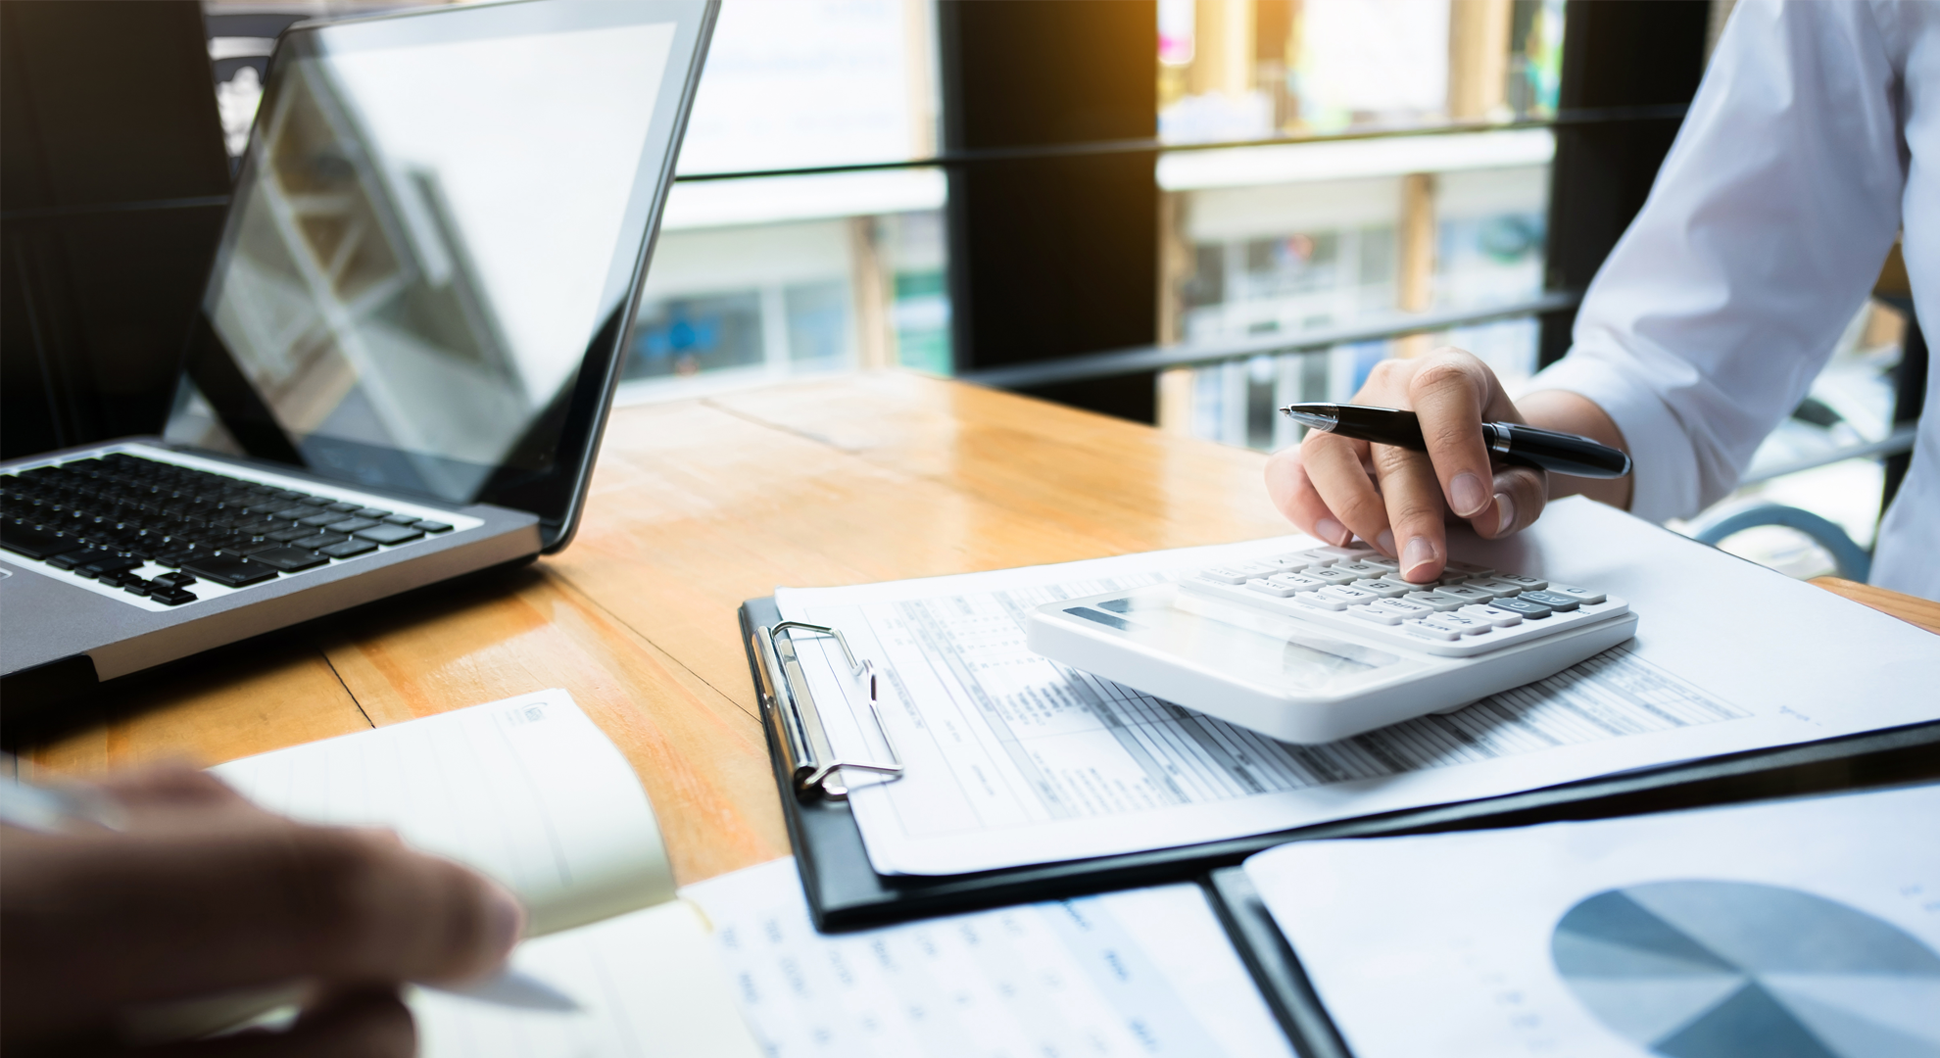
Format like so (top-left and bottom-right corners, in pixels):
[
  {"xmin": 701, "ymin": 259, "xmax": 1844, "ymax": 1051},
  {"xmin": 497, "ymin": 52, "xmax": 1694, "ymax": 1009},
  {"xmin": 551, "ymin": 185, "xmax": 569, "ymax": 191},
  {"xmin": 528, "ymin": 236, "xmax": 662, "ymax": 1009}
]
[{"xmin": 1521, "ymin": 354, "xmax": 1703, "ymax": 524}]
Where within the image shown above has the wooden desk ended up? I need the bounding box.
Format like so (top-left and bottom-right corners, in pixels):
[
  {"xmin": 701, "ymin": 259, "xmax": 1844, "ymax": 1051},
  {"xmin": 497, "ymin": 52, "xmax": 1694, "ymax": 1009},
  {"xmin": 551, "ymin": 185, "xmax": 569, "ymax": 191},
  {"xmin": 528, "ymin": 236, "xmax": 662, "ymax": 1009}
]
[{"xmin": 19, "ymin": 372, "xmax": 1940, "ymax": 886}]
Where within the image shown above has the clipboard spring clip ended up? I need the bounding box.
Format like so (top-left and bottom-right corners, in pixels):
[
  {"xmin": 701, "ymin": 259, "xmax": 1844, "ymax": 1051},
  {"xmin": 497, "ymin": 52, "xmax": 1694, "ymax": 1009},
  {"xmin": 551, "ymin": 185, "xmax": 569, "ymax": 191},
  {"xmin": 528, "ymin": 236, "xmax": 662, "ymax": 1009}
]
[{"xmin": 753, "ymin": 621, "xmax": 905, "ymax": 800}]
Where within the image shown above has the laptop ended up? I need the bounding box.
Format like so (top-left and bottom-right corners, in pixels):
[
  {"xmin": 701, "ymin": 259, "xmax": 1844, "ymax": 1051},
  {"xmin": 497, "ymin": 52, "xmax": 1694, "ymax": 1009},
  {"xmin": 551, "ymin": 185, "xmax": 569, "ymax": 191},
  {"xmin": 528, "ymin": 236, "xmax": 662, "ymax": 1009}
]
[{"xmin": 0, "ymin": 0, "xmax": 718, "ymax": 718}]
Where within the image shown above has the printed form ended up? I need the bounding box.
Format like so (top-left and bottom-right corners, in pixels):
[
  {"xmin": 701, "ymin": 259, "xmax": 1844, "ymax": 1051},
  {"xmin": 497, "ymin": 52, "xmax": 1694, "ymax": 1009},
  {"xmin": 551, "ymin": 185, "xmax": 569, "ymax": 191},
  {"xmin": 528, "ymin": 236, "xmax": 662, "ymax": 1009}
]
[
  {"xmin": 775, "ymin": 499, "xmax": 1940, "ymax": 876},
  {"xmin": 683, "ymin": 858, "xmax": 1294, "ymax": 1058}
]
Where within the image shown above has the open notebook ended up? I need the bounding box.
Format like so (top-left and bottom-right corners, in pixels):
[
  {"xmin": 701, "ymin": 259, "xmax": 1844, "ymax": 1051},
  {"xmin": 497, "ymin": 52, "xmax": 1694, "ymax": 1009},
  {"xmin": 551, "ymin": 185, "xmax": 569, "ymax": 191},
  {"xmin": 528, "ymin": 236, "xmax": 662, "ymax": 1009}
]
[{"xmin": 211, "ymin": 689, "xmax": 761, "ymax": 1058}]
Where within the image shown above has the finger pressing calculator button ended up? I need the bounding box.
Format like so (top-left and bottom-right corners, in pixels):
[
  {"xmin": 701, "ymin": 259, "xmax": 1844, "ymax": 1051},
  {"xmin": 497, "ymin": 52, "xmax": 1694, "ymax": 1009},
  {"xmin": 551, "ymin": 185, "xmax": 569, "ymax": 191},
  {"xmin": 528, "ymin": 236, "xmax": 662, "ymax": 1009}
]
[
  {"xmin": 1491, "ymin": 595, "xmax": 1553, "ymax": 618},
  {"xmin": 1518, "ymin": 590, "xmax": 1582, "ymax": 612},
  {"xmin": 1544, "ymin": 583, "xmax": 1607, "ymax": 605},
  {"xmin": 1458, "ymin": 604, "xmax": 1523, "ymax": 628}
]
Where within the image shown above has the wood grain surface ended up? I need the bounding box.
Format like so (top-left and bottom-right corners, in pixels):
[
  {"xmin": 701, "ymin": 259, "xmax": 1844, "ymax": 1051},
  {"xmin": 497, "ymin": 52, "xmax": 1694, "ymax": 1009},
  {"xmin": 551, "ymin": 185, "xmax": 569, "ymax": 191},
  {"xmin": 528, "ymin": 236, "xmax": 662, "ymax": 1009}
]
[{"xmin": 17, "ymin": 372, "xmax": 1935, "ymax": 885}]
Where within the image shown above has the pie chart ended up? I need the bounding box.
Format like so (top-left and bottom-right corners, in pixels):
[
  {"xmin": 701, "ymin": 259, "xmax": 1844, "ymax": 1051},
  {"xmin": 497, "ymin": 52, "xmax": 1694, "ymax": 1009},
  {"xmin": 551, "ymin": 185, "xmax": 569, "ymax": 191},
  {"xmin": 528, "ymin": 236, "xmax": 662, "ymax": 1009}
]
[{"xmin": 1553, "ymin": 880, "xmax": 1940, "ymax": 1057}]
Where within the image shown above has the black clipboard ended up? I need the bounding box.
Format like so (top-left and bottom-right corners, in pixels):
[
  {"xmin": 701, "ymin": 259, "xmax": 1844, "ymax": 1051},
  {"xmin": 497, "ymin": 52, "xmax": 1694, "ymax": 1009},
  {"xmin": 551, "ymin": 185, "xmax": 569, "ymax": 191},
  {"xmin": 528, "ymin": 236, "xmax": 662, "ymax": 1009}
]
[{"xmin": 739, "ymin": 596, "xmax": 1940, "ymax": 933}]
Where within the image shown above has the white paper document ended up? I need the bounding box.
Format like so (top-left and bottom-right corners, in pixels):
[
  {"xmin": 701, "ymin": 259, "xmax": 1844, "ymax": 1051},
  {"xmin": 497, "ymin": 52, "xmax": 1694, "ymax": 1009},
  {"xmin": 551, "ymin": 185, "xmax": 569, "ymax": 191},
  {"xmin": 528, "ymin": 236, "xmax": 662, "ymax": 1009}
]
[
  {"xmin": 775, "ymin": 499, "xmax": 1940, "ymax": 876},
  {"xmin": 682, "ymin": 857, "xmax": 1294, "ymax": 1058},
  {"xmin": 213, "ymin": 688, "xmax": 675, "ymax": 935},
  {"xmin": 411, "ymin": 899, "xmax": 759, "ymax": 1058},
  {"xmin": 1246, "ymin": 783, "xmax": 1940, "ymax": 1058}
]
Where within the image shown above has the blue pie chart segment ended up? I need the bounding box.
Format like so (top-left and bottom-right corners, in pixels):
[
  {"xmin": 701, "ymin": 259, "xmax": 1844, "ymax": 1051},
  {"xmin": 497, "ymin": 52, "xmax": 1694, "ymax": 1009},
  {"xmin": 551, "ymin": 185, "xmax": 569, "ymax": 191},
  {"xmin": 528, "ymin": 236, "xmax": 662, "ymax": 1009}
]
[{"xmin": 1553, "ymin": 880, "xmax": 1940, "ymax": 1058}]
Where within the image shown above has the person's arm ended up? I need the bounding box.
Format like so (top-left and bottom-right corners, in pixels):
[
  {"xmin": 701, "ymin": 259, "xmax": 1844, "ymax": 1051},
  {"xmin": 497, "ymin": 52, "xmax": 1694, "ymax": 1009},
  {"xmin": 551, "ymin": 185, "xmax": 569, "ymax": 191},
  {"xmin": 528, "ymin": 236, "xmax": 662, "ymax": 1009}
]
[
  {"xmin": 1, "ymin": 764, "xmax": 524, "ymax": 1055},
  {"xmin": 1268, "ymin": 0, "xmax": 1906, "ymax": 580}
]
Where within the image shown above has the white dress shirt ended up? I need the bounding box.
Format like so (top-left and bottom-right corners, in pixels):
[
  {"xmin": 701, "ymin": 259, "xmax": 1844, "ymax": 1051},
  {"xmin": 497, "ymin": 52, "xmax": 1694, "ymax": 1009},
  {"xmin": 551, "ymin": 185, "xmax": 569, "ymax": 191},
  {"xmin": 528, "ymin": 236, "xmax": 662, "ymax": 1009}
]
[{"xmin": 1530, "ymin": 0, "xmax": 1940, "ymax": 599}]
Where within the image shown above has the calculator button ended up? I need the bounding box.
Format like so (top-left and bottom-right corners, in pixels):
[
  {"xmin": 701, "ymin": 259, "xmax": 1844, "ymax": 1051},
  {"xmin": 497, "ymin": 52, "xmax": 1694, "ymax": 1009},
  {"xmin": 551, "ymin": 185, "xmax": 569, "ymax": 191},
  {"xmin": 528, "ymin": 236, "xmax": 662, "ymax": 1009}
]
[
  {"xmin": 1519, "ymin": 590, "xmax": 1582, "ymax": 612},
  {"xmin": 1256, "ymin": 554, "xmax": 1316, "ymax": 573},
  {"xmin": 1545, "ymin": 583, "xmax": 1607, "ymax": 605},
  {"xmin": 1430, "ymin": 584, "xmax": 1495, "ymax": 605},
  {"xmin": 1332, "ymin": 561, "xmax": 1389, "ymax": 578},
  {"xmin": 1249, "ymin": 573, "xmax": 1323, "ymax": 597},
  {"xmin": 1464, "ymin": 578, "xmax": 1529, "ymax": 599},
  {"xmin": 1355, "ymin": 555, "xmax": 1401, "ymax": 573},
  {"xmin": 1290, "ymin": 591, "xmax": 1352, "ymax": 612},
  {"xmin": 1402, "ymin": 590, "xmax": 1468, "ymax": 612},
  {"xmin": 1317, "ymin": 584, "xmax": 1381, "ymax": 606},
  {"xmin": 1202, "ymin": 564, "xmax": 1269, "ymax": 585},
  {"xmin": 1423, "ymin": 612, "xmax": 1491, "ymax": 636},
  {"xmin": 1307, "ymin": 545, "xmax": 1375, "ymax": 562},
  {"xmin": 1491, "ymin": 573, "xmax": 1548, "ymax": 592},
  {"xmin": 1491, "ymin": 595, "xmax": 1553, "ymax": 618},
  {"xmin": 1304, "ymin": 566, "xmax": 1362, "ymax": 586},
  {"xmin": 1443, "ymin": 560, "xmax": 1496, "ymax": 580},
  {"xmin": 1355, "ymin": 579, "xmax": 1414, "ymax": 599},
  {"xmin": 1349, "ymin": 605, "xmax": 1406, "ymax": 625},
  {"xmin": 1401, "ymin": 618, "xmax": 1462, "ymax": 641},
  {"xmin": 1370, "ymin": 598, "xmax": 1437, "ymax": 619},
  {"xmin": 1458, "ymin": 604, "xmax": 1523, "ymax": 628}
]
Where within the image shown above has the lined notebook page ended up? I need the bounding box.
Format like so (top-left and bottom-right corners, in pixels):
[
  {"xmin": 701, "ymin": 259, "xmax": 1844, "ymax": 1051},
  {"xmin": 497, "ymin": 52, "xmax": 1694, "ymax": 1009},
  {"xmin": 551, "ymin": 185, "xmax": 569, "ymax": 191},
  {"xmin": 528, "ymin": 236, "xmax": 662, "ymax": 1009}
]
[{"xmin": 211, "ymin": 689, "xmax": 674, "ymax": 935}]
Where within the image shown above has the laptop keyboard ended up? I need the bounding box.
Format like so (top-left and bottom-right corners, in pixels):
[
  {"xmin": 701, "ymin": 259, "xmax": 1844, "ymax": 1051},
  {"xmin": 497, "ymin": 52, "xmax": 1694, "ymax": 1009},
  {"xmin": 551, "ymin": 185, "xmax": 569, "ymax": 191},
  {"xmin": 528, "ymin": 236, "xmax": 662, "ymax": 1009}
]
[{"xmin": 1, "ymin": 452, "xmax": 459, "ymax": 607}]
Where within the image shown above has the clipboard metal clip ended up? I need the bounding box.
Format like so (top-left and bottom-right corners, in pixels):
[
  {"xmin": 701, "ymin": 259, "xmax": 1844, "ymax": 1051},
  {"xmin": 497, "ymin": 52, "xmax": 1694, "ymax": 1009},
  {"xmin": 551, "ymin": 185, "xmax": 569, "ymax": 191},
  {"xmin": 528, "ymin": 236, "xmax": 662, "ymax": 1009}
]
[{"xmin": 752, "ymin": 621, "xmax": 905, "ymax": 801}]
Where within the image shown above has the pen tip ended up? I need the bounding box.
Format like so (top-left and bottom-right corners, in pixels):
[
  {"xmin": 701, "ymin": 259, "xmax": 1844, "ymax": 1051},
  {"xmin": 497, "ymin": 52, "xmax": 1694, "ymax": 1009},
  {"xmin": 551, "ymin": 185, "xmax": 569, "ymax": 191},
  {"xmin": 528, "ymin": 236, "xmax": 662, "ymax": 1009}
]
[{"xmin": 1279, "ymin": 405, "xmax": 1337, "ymax": 432}]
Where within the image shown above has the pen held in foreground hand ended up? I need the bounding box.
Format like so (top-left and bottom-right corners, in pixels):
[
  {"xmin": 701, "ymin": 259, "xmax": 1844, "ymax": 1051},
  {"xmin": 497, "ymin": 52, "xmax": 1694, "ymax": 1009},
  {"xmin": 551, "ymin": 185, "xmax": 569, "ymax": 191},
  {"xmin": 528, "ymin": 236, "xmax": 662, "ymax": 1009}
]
[
  {"xmin": 0, "ymin": 763, "xmax": 581, "ymax": 1044},
  {"xmin": 1281, "ymin": 403, "xmax": 1633, "ymax": 479}
]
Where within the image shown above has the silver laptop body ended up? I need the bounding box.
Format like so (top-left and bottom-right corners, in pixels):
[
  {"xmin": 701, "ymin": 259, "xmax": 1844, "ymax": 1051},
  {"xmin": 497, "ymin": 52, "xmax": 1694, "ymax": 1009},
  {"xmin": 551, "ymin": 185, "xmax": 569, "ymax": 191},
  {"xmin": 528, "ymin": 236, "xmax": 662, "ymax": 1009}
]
[{"xmin": 1, "ymin": 0, "xmax": 717, "ymax": 712}]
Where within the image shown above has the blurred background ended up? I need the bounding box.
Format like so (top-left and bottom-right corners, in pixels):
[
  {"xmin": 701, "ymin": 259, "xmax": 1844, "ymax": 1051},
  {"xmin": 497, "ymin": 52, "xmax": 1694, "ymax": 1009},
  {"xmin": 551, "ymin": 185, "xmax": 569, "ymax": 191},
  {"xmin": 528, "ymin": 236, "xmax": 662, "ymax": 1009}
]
[{"xmin": 3, "ymin": 0, "xmax": 1922, "ymax": 583}]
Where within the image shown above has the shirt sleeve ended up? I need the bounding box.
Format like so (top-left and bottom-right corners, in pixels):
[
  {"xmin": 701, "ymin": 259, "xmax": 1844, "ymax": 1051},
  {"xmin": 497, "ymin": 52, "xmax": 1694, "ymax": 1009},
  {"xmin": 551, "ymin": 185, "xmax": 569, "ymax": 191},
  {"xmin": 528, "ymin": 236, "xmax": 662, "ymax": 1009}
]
[{"xmin": 1526, "ymin": 0, "xmax": 1907, "ymax": 523}]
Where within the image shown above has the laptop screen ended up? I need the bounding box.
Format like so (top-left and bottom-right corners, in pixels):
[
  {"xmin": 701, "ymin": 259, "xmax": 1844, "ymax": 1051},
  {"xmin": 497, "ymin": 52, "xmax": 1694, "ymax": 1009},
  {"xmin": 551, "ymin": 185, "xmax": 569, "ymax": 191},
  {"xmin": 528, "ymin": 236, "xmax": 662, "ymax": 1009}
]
[{"xmin": 169, "ymin": 0, "xmax": 714, "ymax": 543}]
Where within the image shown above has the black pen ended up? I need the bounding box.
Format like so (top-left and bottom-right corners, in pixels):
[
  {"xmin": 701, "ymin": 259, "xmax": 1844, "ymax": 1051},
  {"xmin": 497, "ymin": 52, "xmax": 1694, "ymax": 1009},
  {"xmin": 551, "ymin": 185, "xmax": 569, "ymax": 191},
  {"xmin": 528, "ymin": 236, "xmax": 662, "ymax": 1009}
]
[{"xmin": 1280, "ymin": 403, "xmax": 1632, "ymax": 478}]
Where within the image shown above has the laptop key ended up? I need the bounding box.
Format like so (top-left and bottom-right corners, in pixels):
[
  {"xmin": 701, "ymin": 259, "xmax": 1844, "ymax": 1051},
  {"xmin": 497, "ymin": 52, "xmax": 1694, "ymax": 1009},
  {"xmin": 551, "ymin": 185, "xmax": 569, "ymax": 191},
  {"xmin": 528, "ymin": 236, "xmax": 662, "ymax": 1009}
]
[
  {"xmin": 324, "ymin": 517, "xmax": 379, "ymax": 534},
  {"xmin": 246, "ymin": 547, "xmax": 329, "ymax": 572},
  {"xmin": 268, "ymin": 527, "xmax": 317, "ymax": 543},
  {"xmin": 79, "ymin": 555, "xmax": 145, "ymax": 579},
  {"xmin": 296, "ymin": 512, "xmax": 343, "ymax": 528},
  {"xmin": 412, "ymin": 520, "xmax": 453, "ymax": 533},
  {"xmin": 0, "ymin": 522, "xmax": 85, "ymax": 559},
  {"xmin": 319, "ymin": 538, "xmax": 378, "ymax": 558},
  {"xmin": 292, "ymin": 533, "xmax": 349, "ymax": 550},
  {"xmin": 149, "ymin": 587, "xmax": 197, "ymax": 606},
  {"xmin": 324, "ymin": 502, "xmax": 360, "ymax": 513},
  {"xmin": 354, "ymin": 523, "xmax": 423, "ymax": 545},
  {"xmin": 352, "ymin": 508, "xmax": 391, "ymax": 519},
  {"xmin": 381, "ymin": 514, "xmax": 419, "ymax": 526},
  {"xmin": 154, "ymin": 571, "xmax": 197, "ymax": 587},
  {"xmin": 182, "ymin": 554, "xmax": 279, "ymax": 587}
]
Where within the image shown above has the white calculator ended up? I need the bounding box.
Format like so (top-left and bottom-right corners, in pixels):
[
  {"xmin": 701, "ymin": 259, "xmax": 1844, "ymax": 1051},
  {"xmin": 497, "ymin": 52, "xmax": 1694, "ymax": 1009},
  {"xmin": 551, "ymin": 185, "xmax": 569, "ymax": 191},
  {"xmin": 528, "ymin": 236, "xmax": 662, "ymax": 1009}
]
[{"xmin": 1027, "ymin": 544, "xmax": 1637, "ymax": 743}]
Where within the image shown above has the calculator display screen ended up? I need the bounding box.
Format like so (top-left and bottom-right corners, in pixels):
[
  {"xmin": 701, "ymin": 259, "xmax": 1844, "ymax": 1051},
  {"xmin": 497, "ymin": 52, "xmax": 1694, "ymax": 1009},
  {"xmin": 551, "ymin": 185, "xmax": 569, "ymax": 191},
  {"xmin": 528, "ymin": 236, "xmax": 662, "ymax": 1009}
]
[{"xmin": 1065, "ymin": 584, "xmax": 1404, "ymax": 694}]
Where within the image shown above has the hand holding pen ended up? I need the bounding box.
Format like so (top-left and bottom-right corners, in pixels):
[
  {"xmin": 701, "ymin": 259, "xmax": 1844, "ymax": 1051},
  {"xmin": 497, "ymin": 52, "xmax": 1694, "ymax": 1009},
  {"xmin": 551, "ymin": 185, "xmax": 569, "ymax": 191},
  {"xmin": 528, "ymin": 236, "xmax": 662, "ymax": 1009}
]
[
  {"xmin": 1, "ymin": 761, "xmax": 530, "ymax": 1054},
  {"xmin": 1262, "ymin": 349, "xmax": 1634, "ymax": 584}
]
